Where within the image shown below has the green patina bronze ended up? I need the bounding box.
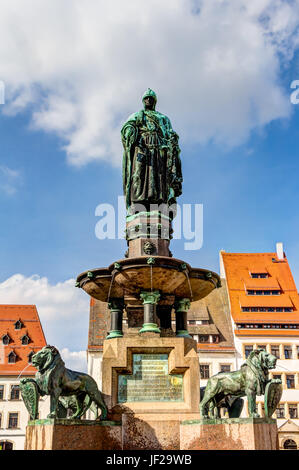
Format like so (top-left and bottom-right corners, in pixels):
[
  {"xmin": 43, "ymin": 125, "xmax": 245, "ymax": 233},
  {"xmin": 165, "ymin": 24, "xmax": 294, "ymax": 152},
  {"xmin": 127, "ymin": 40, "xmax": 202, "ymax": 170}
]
[
  {"xmin": 200, "ymin": 349, "xmax": 282, "ymax": 419},
  {"xmin": 20, "ymin": 345, "xmax": 108, "ymax": 421},
  {"xmin": 121, "ymin": 88, "xmax": 182, "ymax": 211}
]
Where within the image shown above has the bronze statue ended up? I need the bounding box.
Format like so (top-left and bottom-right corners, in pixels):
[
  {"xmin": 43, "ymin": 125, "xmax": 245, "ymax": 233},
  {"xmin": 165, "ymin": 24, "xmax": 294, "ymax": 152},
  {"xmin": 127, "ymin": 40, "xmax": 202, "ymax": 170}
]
[
  {"xmin": 200, "ymin": 349, "xmax": 282, "ymax": 419},
  {"xmin": 20, "ymin": 345, "xmax": 107, "ymax": 421},
  {"xmin": 121, "ymin": 88, "xmax": 183, "ymax": 212}
]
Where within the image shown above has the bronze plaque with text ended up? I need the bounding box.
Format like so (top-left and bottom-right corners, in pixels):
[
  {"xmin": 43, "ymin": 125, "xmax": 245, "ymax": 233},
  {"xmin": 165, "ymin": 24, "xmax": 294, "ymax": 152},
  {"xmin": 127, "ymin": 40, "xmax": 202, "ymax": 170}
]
[{"xmin": 118, "ymin": 353, "xmax": 183, "ymax": 403}]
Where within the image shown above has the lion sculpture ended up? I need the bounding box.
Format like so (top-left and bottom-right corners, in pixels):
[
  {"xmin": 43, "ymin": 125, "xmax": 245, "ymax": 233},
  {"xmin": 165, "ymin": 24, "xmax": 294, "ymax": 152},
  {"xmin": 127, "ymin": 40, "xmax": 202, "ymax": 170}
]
[
  {"xmin": 200, "ymin": 349, "xmax": 282, "ymax": 419},
  {"xmin": 20, "ymin": 345, "xmax": 108, "ymax": 420}
]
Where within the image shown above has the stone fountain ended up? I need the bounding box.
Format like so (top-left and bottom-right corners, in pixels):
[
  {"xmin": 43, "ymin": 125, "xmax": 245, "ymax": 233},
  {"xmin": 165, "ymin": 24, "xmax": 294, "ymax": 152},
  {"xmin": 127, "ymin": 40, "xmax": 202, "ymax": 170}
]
[
  {"xmin": 24, "ymin": 89, "xmax": 280, "ymax": 451},
  {"xmin": 75, "ymin": 88, "xmax": 221, "ymax": 449}
]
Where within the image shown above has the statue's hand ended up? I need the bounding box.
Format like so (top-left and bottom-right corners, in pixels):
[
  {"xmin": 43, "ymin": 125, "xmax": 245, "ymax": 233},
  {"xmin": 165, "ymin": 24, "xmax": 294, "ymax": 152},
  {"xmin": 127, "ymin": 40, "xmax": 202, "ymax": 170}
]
[{"xmin": 271, "ymin": 378, "xmax": 282, "ymax": 384}]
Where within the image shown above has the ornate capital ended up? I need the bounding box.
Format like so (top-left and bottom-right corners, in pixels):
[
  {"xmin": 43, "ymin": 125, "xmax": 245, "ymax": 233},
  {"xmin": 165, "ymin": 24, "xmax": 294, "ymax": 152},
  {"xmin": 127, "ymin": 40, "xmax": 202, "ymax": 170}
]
[
  {"xmin": 174, "ymin": 298, "xmax": 191, "ymax": 313},
  {"xmin": 140, "ymin": 290, "xmax": 160, "ymax": 305},
  {"xmin": 108, "ymin": 298, "xmax": 124, "ymax": 311}
]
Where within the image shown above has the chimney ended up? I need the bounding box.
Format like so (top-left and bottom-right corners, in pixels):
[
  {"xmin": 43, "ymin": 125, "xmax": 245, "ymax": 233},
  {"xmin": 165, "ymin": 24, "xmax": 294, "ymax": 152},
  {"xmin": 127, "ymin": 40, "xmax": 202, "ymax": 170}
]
[
  {"xmin": 276, "ymin": 242, "xmax": 284, "ymax": 260},
  {"xmin": 219, "ymin": 250, "xmax": 226, "ymax": 278}
]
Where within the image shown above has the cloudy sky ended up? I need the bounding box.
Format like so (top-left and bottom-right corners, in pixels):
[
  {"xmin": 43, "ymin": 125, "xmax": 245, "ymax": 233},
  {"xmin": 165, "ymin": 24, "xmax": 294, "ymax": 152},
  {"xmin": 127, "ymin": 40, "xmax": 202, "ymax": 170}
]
[{"xmin": 0, "ymin": 0, "xmax": 299, "ymax": 371}]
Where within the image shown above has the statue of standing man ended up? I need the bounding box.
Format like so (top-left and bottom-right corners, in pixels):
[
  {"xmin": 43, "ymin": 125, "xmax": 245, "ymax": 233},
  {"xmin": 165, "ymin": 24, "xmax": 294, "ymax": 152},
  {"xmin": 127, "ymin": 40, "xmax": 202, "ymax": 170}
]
[{"xmin": 121, "ymin": 89, "xmax": 183, "ymax": 213}]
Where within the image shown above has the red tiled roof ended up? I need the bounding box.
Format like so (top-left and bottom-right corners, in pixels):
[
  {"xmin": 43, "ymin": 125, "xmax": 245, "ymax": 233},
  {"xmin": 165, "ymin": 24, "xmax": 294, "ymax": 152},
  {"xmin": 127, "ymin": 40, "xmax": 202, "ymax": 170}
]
[
  {"xmin": 0, "ymin": 305, "xmax": 47, "ymax": 376},
  {"xmin": 234, "ymin": 329, "xmax": 299, "ymax": 337},
  {"xmin": 244, "ymin": 277, "xmax": 280, "ymax": 290},
  {"xmin": 222, "ymin": 252, "xmax": 299, "ymax": 337},
  {"xmin": 239, "ymin": 294, "xmax": 293, "ymax": 308}
]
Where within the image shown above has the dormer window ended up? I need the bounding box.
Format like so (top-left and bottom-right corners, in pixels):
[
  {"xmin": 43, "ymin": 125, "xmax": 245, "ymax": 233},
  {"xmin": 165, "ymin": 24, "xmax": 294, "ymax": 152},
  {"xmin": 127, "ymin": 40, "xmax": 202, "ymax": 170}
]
[
  {"xmin": 8, "ymin": 351, "xmax": 17, "ymax": 364},
  {"xmin": 250, "ymin": 273, "xmax": 268, "ymax": 278},
  {"xmin": 28, "ymin": 352, "xmax": 34, "ymax": 363},
  {"xmin": 2, "ymin": 334, "xmax": 11, "ymax": 345},
  {"xmin": 21, "ymin": 334, "xmax": 30, "ymax": 345},
  {"xmin": 14, "ymin": 320, "xmax": 23, "ymax": 330}
]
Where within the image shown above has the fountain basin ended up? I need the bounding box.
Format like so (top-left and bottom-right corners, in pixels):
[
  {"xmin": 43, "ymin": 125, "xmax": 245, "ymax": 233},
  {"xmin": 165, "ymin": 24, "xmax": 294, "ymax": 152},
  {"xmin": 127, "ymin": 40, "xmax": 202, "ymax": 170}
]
[{"xmin": 76, "ymin": 256, "xmax": 220, "ymax": 303}]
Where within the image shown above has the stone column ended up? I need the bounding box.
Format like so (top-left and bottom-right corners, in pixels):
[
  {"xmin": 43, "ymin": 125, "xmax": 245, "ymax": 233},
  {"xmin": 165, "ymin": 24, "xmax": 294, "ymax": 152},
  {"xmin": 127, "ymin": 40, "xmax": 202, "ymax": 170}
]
[
  {"xmin": 139, "ymin": 290, "xmax": 161, "ymax": 334},
  {"xmin": 106, "ymin": 298, "xmax": 124, "ymax": 339},
  {"xmin": 174, "ymin": 298, "xmax": 191, "ymax": 338}
]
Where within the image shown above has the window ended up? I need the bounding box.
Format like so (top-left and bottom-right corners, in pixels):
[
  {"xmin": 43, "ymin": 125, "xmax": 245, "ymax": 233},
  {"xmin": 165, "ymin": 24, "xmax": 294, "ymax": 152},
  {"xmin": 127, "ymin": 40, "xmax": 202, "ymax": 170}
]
[
  {"xmin": 289, "ymin": 404, "xmax": 298, "ymax": 419},
  {"xmin": 0, "ymin": 385, "xmax": 4, "ymax": 400},
  {"xmin": 284, "ymin": 346, "xmax": 292, "ymax": 359},
  {"xmin": 286, "ymin": 375, "xmax": 295, "ymax": 389},
  {"xmin": 14, "ymin": 320, "xmax": 23, "ymax": 330},
  {"xmin": 247, "ymin": 290, "xmax": 254, "ymax": 295},
  {"xmin": 245, "ymin": 345, "xmax": 253, "ymax": 358},
  {"xmin": 8, "ymin": 413, "xmax": 18, "ymax": 429},
  {"xmin": 0, "ymin": 441, "xmax": 13, "ymax": 450},
  {"xmin": 8, "ymin": 352, "xmax": 17, "ymax": 364},
  {"xmin": 188, "ymin": 320, "xmax": 196, "ymax": 325},
  {"xmin": 220, "ymin": 365, "xmax": 231, "ymax": 373},
  {"xmin": 276, "ymin": 404, "xmax": 285, "ymax": 418},
  {"xmin": 271, "ymin": 346, "xmax": 280, "ymax": 359},
  {"xmin": 284, "ymin": 439, "xmax": 297, "ymax": 450},
  {"xmin": 273, "ymin": 374, "xmax": 281, "ymax": 381},
  {"xmin": 199, "ymin": 335, "xmax": 209, "ymax": 343},
  {"xmin": 257, "ymin": 345, "xmax": 266, "ymax": 350},
  {"xmin": 2, "ymin": 335, "xmax": 10, "ymax": 345},
  {"xmin": 21, "ymin": 335, "xmax": 30, "ymax": 345},
  {"xmin": 212, "ymin": 335, "xmax": 219, "ymax": 343},
  {"xmin": 10, "ymin": 385, "xmax": 20, "ymax": 400},
  {"xmin": 200, "ymin": 365, "xmax": 210, "ymax": 379},
  {"xmin": 28, "ymin": 352, "xmax": 34, "ymax": 363}
]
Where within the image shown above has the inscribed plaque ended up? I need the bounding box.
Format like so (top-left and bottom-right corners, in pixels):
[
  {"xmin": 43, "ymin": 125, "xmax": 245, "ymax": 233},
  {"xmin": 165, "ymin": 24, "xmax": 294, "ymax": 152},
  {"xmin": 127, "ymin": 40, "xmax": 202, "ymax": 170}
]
[{"xmin": 118, "ymin": 353, "xmax": 183, "ymax": 402}]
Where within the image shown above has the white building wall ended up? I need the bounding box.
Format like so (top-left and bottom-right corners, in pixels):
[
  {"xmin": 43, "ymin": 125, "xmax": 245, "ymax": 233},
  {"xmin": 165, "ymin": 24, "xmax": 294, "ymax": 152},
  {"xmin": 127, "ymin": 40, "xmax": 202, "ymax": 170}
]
[
  {"xmin": 233, "ymin": 334, "xmax": 299, "ymax": 425},
  {"xmin": 0, "ymin": 375, "xmax": 50, "ymax": 450},
  {"xmin": 86, "ymin": 350, "xmax": 103, "ymax": 419}
]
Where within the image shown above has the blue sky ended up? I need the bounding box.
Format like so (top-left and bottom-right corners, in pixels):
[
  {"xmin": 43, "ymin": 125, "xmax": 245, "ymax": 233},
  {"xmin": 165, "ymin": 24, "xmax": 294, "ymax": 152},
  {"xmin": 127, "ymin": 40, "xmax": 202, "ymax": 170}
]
[{"xmin": 0, "ymin": 0, "xmax": 299, "ymax": 369}]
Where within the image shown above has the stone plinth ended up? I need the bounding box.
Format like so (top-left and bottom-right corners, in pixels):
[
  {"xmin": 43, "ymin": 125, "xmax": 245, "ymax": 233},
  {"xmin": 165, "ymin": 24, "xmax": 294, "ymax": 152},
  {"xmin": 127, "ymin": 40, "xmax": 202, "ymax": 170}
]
[
  {"xmin": 102, "ymin": 336, "xmax": 200, "ymax": 420},
  {"xmin": 25, "ymin": 419, "xmax": 122, "ymax": 450},
  {"xmin": 180, "ymin": 418, "xmax": 279, "ymax": 450}
]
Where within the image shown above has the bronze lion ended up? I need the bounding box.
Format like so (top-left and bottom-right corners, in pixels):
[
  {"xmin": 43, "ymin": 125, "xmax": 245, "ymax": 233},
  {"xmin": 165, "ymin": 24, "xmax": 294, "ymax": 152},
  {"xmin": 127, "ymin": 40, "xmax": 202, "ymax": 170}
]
[
  {"xmin": 21, "ymin": 345, "xmax": 107, "ymax": 420},
  {"xmin": 200, "ymin": 349, "xmax": 281, "ymax": 419}
]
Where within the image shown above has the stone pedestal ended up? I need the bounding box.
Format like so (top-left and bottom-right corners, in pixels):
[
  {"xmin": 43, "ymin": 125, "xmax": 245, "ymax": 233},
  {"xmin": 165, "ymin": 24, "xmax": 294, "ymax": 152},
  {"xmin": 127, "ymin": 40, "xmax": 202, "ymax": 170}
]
[
  {"xmin": 100, "ymin": 336, "xmax": 201, "ymax": 449},
  {"xmin": 180, "ymin": 418, "xmax": 279, "ymax": 450},
  {"xmin": 102, "ymin": 336, "xmax": 200, "ymax": 419},
  {"xmin": 24, "ymin": 419, "xmax": 122, "ymax": 450}
]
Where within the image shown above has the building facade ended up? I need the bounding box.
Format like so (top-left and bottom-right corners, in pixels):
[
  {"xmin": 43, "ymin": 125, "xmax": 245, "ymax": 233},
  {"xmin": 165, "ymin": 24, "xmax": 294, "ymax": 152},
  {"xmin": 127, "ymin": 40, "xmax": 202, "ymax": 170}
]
[
  {"xmin": 220, "ymin": 244, "xmax": 299, "ymax": 446},
  {"xmin": 0, "ymin": 305, "xmax": 48, "ymax": 450}
]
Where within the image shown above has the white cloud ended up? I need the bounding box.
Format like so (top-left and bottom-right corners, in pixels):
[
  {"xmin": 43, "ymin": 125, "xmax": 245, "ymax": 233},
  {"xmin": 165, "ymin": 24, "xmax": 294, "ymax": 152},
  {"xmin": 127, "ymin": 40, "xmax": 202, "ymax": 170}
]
[
  {"xmin": 0, "ymin": 0, "xmax": 298, "ymax": 166},
  {"xmin": 60, "ymin": 348, "xmax": 87, "ymax": 373},
  {"xmin": 0, "ymin": 165, "xmax": 21, "ymax": 195},
  {"xmin": 0, "ymin": 274, "xmax": 90, "ymax": 353}
]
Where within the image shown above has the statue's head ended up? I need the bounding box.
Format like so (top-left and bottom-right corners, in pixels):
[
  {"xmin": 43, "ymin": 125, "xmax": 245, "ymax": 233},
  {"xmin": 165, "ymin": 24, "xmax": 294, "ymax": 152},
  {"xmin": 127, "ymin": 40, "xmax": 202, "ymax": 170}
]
[
  {"xmin": 32, "ymin": 345, "xmax": 60, "ymax": 372},
  {"xmin": 142, "ymin": 88, "xmax": 157, "ymax": 110},
  {"xmin": 248, "ymin": 348, "xmax": 277, "ymax": 370}
]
